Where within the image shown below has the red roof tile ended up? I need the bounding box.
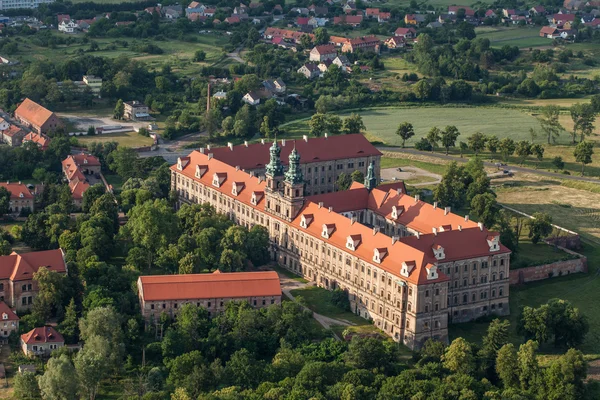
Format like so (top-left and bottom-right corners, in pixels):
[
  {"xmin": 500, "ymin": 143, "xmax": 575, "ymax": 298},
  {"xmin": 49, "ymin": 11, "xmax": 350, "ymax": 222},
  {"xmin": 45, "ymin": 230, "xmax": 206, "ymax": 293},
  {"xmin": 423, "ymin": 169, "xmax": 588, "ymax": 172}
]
[
  {"xmin": 0, "ymin": 182, "xmax": 33, "ymax": 200},
  {"xmin": 138, "ymin": 271, "xmax": 281, "ymax": 301},
  {"xmin": 0, "ymin": 249, "xmax": 66, "ymax": 281},
  {"xmin": 0, "ymin": 301, "xmax": 18, "ymax": 321},
  {"xmin": 209, "ymin": 134, "xmax": 382, "ymax": 170},
  {"xmin": 2, "ymin": 125, "xmax": 24, "ymax": 138},
  {"xmin": 23, "ymin": 132, "xmax": 50, "ymax": 149},
  {"xmin": 21, "ymin": 326, "xmax": 64, "ymax": 345},
  {"xmin": 15, "ymin": 99, "xmax": 55, "ymax": 129}
]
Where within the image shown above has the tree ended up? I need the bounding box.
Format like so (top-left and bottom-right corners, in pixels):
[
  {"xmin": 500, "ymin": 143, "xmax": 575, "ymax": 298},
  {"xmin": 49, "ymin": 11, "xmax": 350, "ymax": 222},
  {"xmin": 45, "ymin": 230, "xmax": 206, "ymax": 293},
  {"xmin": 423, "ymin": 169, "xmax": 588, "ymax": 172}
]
[
  {"xmin": 193, "ymin": 49, "xmax": 206, "ymax": 62},
  {"xmin": 259, "ymin": 116, "xmax": 271, "ymax": 138},
  {"xmin": 467, "ymin": 132, "xmax": 487, "ymax": 156},
  {"xmin": 517, "ymin": 340, "xmax": 540, "ymax": 392},
  {"xmin": 82, "ymin": 184, "xmax": 105, "ymax": 213},
  {"xmin": 309, "ymin": 113, "xmax": 328, "ymax": 137},
  {"xmin": 442, "ymin": 338, "xmax": 475, "ymax": 375},
  {"xmin": 496, "ymin": 344, "xmax": 519, "ymax": 390},
  {"xmin": 552, "ymin": 156, "xmax": 564, "ymax": 170},
  {"xmin": 531, "ymin": 144, "xmax": 544, "ymax": 169},
  {"xmin": 219, "ymin": 249, "xmax": 245, "ymax": 272},
  {"xmin": 570, "ymin": 103, "xmax": 596, "ymax": 143},
  {"xmin": 351, "ymin": 170, "xmax": 364, "ymax": 184},
  {"xmin": 13, "ymin": 371, "xmax": 41, "ymax": 399},
  {"xmin": 336, "ymin": 173, "xmax": 353, "ymax": 191},
  {"xmin": 527, "ymin": 212, "xmax": 552, "ymax": 244},
  {"xmin": 314, "ymin": 27, "xmax": 330, "ymax": 45},
  {"xmin": 470, "ymin": 193, "xmax": 498, "ymax": 228},
  {"xmin": 426, "ymin": 127, "xmax": 441, "ymax": 152},
  {"xmin": 515, "ymin": 140, "xmax": 532, "ymax": 166},
  {"xmin": 538, "ymin": 105, "xmax": 563, "ymax": 144},
  {"xmin": 60, "ymin": 298, "xmax": 79, "ymax": 344},
  {"xmin": 529, "ymin": 127, "xmax": 538, "ymax": 143},
  {"xmin": 107, "ymin": 147, "xmax": 139, "ymax": 181},
  {"xmin": 396, "ymin": 122, "xmax": 415, "ymax": 148},
  {"xmin": 440, "ymin": 125, "xmax": 460, "ymax": 155},
  {"xmin": 113, "ymin": 99, "xmax": 124, "ymax": 120},
  {"xmin": 433, "ymin": 162, "xmax": 467, "ymax": 209},
  {"xmin": 573, "ymin": 141, "xmax": 594, "ymax": 176},
  {"xmin": 498, "ymin": 137, "xmax": 516, "ymax": 162},
  {"xmin": 326, "ymin": 114, "xmax": 342, "ymax": 135},
  {"xmin": 79, "ymin": 306, "xmax": 124, "ymax": 369},
  {"xmin": 342, "ymin": 113, "xmax": 365, "ymax": 134},
  {"xmin": 38, "ymin": 354, "xmax": 79, "ymax": 400},
  {"xmin": 0, "ymin": 186, "xmax": 10, "ymax": 217},
  {"xmin": 487, "ymin": 136, "xmax": 499, "ymax": 160},
  {"xmin": 74, "ymin": 335, "xmax": 111, "ymax": 400}
]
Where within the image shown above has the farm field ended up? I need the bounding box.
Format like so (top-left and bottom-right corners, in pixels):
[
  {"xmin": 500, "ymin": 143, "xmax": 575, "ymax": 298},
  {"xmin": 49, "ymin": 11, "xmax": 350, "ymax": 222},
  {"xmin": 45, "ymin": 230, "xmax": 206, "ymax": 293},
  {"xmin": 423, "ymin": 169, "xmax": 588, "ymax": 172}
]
[
  {"xmin": 75, "ymin": 131, "xmax": 154, "ymax": 147},
  {"xmin": 284, "ymin": 107, "xmax": 549, "ymax": 145},
  {"xmin": 475, "ymin": 26, "xmax": 550, "ymax": 48}
]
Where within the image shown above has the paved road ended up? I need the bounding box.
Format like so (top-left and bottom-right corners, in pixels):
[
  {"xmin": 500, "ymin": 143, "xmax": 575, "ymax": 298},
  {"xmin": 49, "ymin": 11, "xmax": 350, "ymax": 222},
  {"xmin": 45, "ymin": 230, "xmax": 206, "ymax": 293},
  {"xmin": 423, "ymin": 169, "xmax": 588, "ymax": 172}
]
[
  {"xmin": 226, "ymin": 46, "xmax": 244, "ymax": 63},
  {"xmin": 379, "ymin": 147, "xmax": 600, "ymax": 184}
]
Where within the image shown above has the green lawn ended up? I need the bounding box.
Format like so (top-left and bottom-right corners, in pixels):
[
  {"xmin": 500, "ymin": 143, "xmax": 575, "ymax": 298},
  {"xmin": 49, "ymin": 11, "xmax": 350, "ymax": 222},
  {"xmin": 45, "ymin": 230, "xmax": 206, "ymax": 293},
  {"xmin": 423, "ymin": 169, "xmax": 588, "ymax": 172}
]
[
  {"xmin": 290, "ymin": 286, "xmax": 366, "ymax": 325},
  {"xmin": 75, "ymin": 131, "xmax": 154, "ymax": 148},
  {"xmin": 284, "ymin": 107, "xmax": 545, "ymax": 146},
  {"xmin": 511, "ymin": 241, "xmax": 579, "ymax": 269},
  {"xmin": 271, "ymin": 265, "xmax": 309, "ymax": 283},
  {"xmin": 475, "ymin": 26, "xmax": 550, "ymax": 48}
]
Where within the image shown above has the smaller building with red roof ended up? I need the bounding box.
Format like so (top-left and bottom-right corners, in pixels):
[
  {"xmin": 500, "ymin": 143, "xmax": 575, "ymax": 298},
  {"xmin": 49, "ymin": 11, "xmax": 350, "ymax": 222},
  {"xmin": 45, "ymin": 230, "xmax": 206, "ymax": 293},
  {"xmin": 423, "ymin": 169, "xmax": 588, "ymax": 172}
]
[
  {"xmin": 0, "ymin": 301, "xmax": 19, "ymax": 337},
  {"xmin": 14, "ymin": 98, "xmax": 63, "ymax": 135},
  {"xmin": 23, "ymin": 132, "xmax": 51, "ymax": 150},
  {"xmin": 0, "ymin": 182, "xmax": 34, "ymax": 215},
  {"xmin": 21, "ymin": 326, "xmax": 64, "ymax": 356},
  {"xmin": 62, "ymin": 153, "xmax": 104, "ymax": 208}
]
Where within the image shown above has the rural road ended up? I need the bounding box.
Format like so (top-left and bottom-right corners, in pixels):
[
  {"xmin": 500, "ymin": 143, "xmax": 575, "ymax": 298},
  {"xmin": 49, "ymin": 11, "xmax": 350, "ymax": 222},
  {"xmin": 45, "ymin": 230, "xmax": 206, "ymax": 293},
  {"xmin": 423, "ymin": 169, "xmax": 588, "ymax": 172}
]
[
  {"xmin": 381, "ymin": 166, "xmax": 441, "ymax": 186},
  {"xmin": 227, "ymin": 46, "xmax": 244, "ymax": 63},
  {"xmin": 276, "ymin": 272, "xmax": 351, "ymax": 339},
  {"xmin": 379, "ymin": 147, "xmax": 600, "ymax": 184}
]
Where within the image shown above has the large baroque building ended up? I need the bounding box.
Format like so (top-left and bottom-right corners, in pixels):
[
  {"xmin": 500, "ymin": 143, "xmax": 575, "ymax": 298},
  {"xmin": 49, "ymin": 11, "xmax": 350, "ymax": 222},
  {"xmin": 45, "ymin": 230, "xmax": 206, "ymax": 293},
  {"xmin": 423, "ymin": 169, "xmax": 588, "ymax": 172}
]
[
  {"xmin": 205, "ymin": 134, "xmax": 382, "ymax": 195},
  {"xmin": 171, "ymin": 140, "xmax": 510, "ymax": 349}
]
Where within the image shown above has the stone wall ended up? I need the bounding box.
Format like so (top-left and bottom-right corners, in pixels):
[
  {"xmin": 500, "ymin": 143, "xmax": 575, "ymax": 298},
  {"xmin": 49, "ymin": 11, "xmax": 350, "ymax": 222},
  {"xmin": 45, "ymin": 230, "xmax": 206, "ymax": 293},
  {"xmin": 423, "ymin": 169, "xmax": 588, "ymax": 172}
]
[{"xmin": 509, "ymin": 256, "xmax": 587, "ymax": 285}]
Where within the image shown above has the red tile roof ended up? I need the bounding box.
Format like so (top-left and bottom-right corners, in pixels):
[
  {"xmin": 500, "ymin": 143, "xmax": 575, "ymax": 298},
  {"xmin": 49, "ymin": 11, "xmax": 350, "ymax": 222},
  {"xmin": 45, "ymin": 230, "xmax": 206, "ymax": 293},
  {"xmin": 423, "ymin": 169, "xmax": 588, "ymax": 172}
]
[
  {"xmin": 209, "ymin": 134, "xmax": 382, "ymax": 170},
  {"xmin": 64, "ymin": 153, "xmax": 101, "ymax": 167},
  {"xmin": 540, "ymin": 26, "xmax": 558, "ymax": 34},
  {"xmin": 376, "ymin": 181, "xmax": 407, "ymax": 195},
  {"xmin": 0, "ymin": 302, "xmax": 18, "ymax": 321},
  {"xmin": 23, "ymin": 132, "xmax": 50, "ymax": 149},
  {"xmin": 21, "ymin": 326, "xmax": 64, "ymax": 345},
  {"xmin": 68, "ymin": 179, "xmax": 90, "ymax": 200},
  {"xmin": 553, "ymin": 13, "xmax": 575, "ymax": 21},
  {"xmin": 2, "ymin": 125, "xmax": 25, "ymax": 138},
  {"xmin": 395, "ymin": 27, "xmax": 416, "ymax": 36},
  {"xmin": 0, "ymin": 182, "xmax": 33, "ymax": 200},
  {"xmin": 0, "ymin": 249, "xmax": 66, "ymax": 281},
  {"xmin": 138, "ymin": 271, "xmax": 281, "ymax": 301},
  {"xmin": 15, "ymin": 99, "xmax": 56, "ymax": 129},
  {"xmin": 313, "ymin": 44, "xmax": 336, "ymax": 54},
  {"xmin": 306, "ymin": 182, "xmax": 369, "ymax": 212},
  {"xmin": 297, "ymin": 16, "xmax": 310, "ymax": 25}
]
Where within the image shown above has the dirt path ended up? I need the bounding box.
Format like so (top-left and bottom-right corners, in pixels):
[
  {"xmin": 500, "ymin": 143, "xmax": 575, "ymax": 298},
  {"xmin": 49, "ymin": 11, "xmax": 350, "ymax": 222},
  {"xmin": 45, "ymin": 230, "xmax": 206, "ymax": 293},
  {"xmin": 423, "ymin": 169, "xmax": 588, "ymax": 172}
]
[{"xmin": 381, "ymin": 166, "xmax": 442, "ymax": 187}]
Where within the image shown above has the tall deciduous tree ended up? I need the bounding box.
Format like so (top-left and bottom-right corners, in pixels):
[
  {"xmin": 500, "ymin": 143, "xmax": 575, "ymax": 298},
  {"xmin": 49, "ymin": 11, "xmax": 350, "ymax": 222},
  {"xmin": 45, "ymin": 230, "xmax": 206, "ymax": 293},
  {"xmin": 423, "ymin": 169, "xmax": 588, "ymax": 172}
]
[
  {"xmin": 309, "ymin": 113, "xmax": 328, "ymax": 137},
  {"xmin": 498, "ymin": 137, "xmax": 516, "ymax": 161},
  {"xmin": 570, "ymin": 103, "xmax": 596, "ymax": 143},
  {"xmin": 342, "ymin": 113, "xmax": 365, "ymax": 134},
  {"xmin": 487, "ymin": 135, "xmax": 500, "ymax": 160},
  {"xmin": 442, "ymin": 337, "xmax": 475, "ymax": 375},
  {"xmin": 38, "ymin": 354, "xmax": 79, "ymax": 400},
  {"xmin": 336, "ymin": 172, "xmax": 353, "ymax": 191},
  {"xmin": 573, "ymin": 140, "xmax": 594, "ymax": 176},
  {"xmin": 470, "ymin": 192, "xmax": 498, "ymax": 228},
  {"xmin": 426, "ymin": 126, "xmax": 441, "ymax": 152},
  {"xmin": 538, "ymin": 105, "xmax": 563, "ymax": 144},
  {"xmin": 467, "ymin": 132, "xmax": 487, "ymax": 156},
  {"xmin": 113, "ymin": 99, "xmax": 124, "ymax": 120},
  {"xmin": 531, "ymin": 144, "xmax": 544, "ymax": 169},
  {"xmin": 526, "ymin": 212, "xmax": 552, "ymax": 244},
  {"xmin": 496, "ymin": 343, "xmax": 519, "ymax": 389},
  {"xmin": 515, "ymin": 140, "xmax": 532, "ymax": 166},
  {"xmin": 395, "ymin": 122, "xmax": 415, "ymax": 148},
  {"xmin": 75, "ymin": 335, "xmax": 111, "ymax": 400},
  {"xmin": 0, "ymin": 186, "xmax": 10, "ymax": 217},
  {"xmin": 440, "ymin": 125, "xmax": 460, "ymax": 155}
]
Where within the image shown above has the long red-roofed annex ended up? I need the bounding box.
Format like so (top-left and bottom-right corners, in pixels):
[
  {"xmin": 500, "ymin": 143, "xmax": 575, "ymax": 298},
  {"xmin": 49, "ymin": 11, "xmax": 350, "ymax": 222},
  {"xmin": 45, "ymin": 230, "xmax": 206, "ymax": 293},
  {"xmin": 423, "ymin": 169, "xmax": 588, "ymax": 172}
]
[
  {"xmin": 137, "ymin": 271, "xmax": 282, "ymax": 320},
  {"xmin": 0, "ymin": 182, "xmax": 34, "ymax": 215},
  {"xmin": 169, "ymin": 139, "xmax": 511, "ymax": 350}
]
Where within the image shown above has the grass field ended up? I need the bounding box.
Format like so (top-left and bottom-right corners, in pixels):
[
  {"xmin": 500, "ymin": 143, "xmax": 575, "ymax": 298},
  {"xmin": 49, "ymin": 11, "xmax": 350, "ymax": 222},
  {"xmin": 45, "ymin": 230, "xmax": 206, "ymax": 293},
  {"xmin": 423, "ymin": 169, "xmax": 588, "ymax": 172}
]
[
  {"xmin": 290, "ymin": 286, "xmax": 366, "ymax": 325},
  {"xmin": 284, "ymin": 107, "xmax": 546, "ymax": 146},
  {"xmin": 475, "ymin": 26, "xmax": 551, "ymax": 48},
  {"xmin": 75, "ymin": 131, "xmax": 154, "ymax": 147}
]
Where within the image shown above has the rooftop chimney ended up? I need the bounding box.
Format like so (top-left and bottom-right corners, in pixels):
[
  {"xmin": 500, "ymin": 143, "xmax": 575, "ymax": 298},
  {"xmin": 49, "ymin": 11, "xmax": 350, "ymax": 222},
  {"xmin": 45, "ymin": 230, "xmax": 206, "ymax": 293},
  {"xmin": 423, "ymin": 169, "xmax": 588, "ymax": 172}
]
[
  {"xmin": 415, "ymin": 232, "xmax": 420, "ymax": 239},
  {"xmin": 261, "ymin": 139, "xmax": 265, "ymax": 145},
  {"xmin": 432, "ymin": 227, "xmax": 437, "ymax": 236},
  {"xmin": 444, "ymin": 206, "xmax": 450, "ymax": 216},
  {"xmin": 414, "ymin": 194, "xmax": 420, "ymax": 202},
  {"xmin": 281, "ymin": 139, "xmax": 286, "ymax": 146},
  {"xmin": 207, "ymin": 144, "xmax": 211, "ymax": 150},
  {"xmin": 328, "ymin": 206, "xmax": 332, "ymax": 213},
  {"xmin": 235, "ymin": 165, "xmax": 240, "ymax": 171},
  {"xmin": 244, "ymin": 141, "xmax": 248, "ymax": 147},
  {"xmin": 457, "ymin": 225, "xmax": 462, "ymax": 231},
  {"xmin": 228, "ymin": 142, "xmax": 233, "ymax": 151},
  {"xmin": 433, "ymin": 201, "xmax": 438, "ymax": 209},
  {"xmin": 351, "ymin": 215, "xmax": 357, "ymax": 225},
  {"xmin": 392, "ymin": 235, "xmax": 399, "ymax": 245},
  {"xmin": 318, "ymin": 202, "xmax": 323, "ymax": 208},
  {"xmin": 325, "ymin": 133, "xmax": 328, "ymax": 138},
  {"xmin": 465, "ymin": 215, "xmax": 469, "ymax": 222},
  {"xmin": 199, "ymin": 147, "xmax": 205, "ymax": 154},
  {"xmin": 397, "ymin": 188, "xmax": 403, "ymax": 195},
  {"xmin": 303, "ymin": 135, "xmax": 308, "ymax": 142},
  {"xmin": 258, "ymin": 176, "xmax": 263, "ymax": 183},
  {"xmin": 208, "ymin": 153, "xmax": 213, "ymax": 160},
  {"xmin": 478, "ymin": 222, "xmax": 484, "ymax": 231},
  {"xmin": 249, "ymin": 171, "xmax": 255, "ymax": 177},
  {"xmin": 373, "ymin": 226, "xmax": 380, "ymax": 235}
]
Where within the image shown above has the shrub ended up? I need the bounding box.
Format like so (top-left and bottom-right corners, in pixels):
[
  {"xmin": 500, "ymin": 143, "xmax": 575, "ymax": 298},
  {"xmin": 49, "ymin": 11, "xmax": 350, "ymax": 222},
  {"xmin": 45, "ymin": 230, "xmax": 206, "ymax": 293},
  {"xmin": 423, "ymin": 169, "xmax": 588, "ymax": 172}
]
[
  {"xmin": 330, "ymin": 289, "xmax": 351, "ymax": 312},
  {"xmin": 414, "ymin": 137, "xmax": 433, "ymax": 151}
]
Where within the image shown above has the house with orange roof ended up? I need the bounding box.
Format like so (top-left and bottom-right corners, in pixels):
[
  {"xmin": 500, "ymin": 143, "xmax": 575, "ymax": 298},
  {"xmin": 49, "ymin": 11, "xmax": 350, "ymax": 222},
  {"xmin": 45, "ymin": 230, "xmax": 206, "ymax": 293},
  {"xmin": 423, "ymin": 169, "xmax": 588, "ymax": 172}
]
[
  {"xmin": 22, "ymin": 132, "xmax": 51, "ymax": 150},
  {"xmin": 341, "ymin": 36, "xmax": 380, "ymax": 54},
  {"xmin": 0, "ymin": 182, "xmax": 34, "ymax": 215},
  {"xmin": 0, "ymin": 249, "xmax": 67, "ymax": 311},
  {"xmin": 170, "ymin": 138, "xmax": 511, "ymax": 349},
  {"xmin": 62, "ymin": 153, "xmax": 103, "ymax": 208},
  {"xmin": 137, "ymin": 270, "xmax": 281, "ymax": 320},
  {"xmin": 21, "ymin": 326, "xmax": 64, "ymax": 356},
  {"xmin": 0, "ymin": 301, "xmax": 18, "ymax": 337},
  {"xmin": 14, "ymin": 98, "xmax": 63, "ymax": 135},
  {"xmin": 0, "ymin": 124, "xmax": 26, "ymax": 147}
]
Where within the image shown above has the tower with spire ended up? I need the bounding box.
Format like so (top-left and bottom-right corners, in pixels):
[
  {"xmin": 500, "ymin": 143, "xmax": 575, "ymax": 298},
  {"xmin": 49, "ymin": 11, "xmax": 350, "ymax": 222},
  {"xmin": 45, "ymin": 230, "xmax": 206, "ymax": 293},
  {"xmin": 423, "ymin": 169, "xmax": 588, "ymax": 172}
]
[
  {"xmin": 265, "ymin": 139, "xmax": 284, "ymax": 192},
  {"xmin": 283, "ymin": 144, "xmax": 305, "ymax": 219},
  {"xmin": 364, "ymin": 160, "xmax": 378, "ymax": 191}
]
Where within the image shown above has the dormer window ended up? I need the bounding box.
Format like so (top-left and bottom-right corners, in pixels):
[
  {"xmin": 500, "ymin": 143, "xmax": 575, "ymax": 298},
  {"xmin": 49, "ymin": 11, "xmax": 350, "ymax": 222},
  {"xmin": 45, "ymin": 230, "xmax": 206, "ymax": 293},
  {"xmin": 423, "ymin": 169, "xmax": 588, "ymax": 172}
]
[
  {"xmin": 195, "ymin": 165, "xmax": 207, "ymax": 178},
  {"xmin": 487, "ymin": 235, "xmax": 500, "ymax": 252},
  {"xmin": 19, "ymin": 193, "xmax": 24, "ymax": 198},
  {"xmin": 2, "ymin": 313, "xmax": 6, "ymax": 320},
  {"xmin": 232, "ymin": 182, "xmax": 244, "ymax": 196},
  {"xmin": 373, "ymin": 248, "xmax": 387, "ymax": 264},
  {"xmin": 432, "ymin": 244, "xmax": 445, "ymax": 260},
  {"xmin": 426, "ymin": 265, "xmax": 439, "ymax": 280},
  {"xmin": 391, "ymin": 205, "xmax": 404, "ymax": 219},
  {"xmin": 177, "ymin": 157, "xmax": 190, "ymax": 171},
  {"xmin": 83, "ymin": 159, "xmax": 88, "ymax": 164},
  {"xmin": 322, "ymin": 224, "xmax": 335, "ymax": 239},
  {"xmin": 212, "ymin": 172, "xmax": 227, "ymax": 188},
  {"xmin": 251, "ymin": 191, "xmax": 263, "ymax": 205},
  {"xmin": 346, "ymin": 234, "xmax": 361, "ymax": 251},
  {"xmin": 300, "ymin": 214, "xmax": 313, "ymax": 229},
  {"xmin": 401, "ymin": 261, "xmax": 415, "ymax": 278}
]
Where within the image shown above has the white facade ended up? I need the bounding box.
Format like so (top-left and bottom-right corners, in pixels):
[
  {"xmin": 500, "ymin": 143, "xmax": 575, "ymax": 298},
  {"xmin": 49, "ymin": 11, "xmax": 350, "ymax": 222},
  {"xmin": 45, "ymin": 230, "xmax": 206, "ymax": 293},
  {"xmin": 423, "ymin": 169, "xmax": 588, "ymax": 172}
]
[
  {"xmin": 0, "ymin": 0, "xmax": 53, "ymax": 11},
  {"xmin": 58, "ymin": 20, "xmax": 78, "ymax": 33}
]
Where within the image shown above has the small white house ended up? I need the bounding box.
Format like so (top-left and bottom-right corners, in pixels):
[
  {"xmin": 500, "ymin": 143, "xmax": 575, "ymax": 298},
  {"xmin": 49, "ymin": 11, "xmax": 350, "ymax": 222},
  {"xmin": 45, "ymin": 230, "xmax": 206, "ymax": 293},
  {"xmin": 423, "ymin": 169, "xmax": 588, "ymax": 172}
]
[
  {"xmin": 242, "ymin": 91, "xmax": 260, "ymax": 106},
  {"xmin": 58, "ymin": 20, "xmax": 78, "ymax": 33}
]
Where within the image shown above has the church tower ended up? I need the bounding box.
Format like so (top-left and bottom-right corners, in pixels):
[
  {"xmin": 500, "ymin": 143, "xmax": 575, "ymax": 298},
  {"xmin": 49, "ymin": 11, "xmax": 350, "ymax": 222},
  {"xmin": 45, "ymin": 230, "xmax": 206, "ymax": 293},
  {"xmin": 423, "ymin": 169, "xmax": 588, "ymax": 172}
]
[
  {"xmin": 364, "ymin": 160, "xmax": 378, "ymax": 191},
  {"xmin": 283, "ymin": 145, "xmax": 305, "ymax": 220}
]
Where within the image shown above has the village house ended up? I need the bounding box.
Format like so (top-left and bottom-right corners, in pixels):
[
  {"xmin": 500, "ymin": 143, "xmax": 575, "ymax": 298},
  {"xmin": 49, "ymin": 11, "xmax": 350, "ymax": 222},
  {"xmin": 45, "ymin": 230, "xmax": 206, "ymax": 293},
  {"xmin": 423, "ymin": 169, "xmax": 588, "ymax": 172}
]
[
  {"xmin": 137, "ymin": 271, "xmax": 282, "ymax": 321},
  {"xmin": 0, "ymin": 182, "xmax": 34, "ymax": 215},
  {"xmin": 171, "ymin": 140, "xmax": 511, "ymax": 349},
  {"xmin": 83, "ymin": 75, "xmax": 102, "ymax": 96},
  {"xmin": 448, "ymin": 5, "xmax": 475, "ymax": 16},
  {"xmin": 404, "ymin": 14, "xmax": 426, "ymax": 25},
  {"xmin": 333, "ymin": 15, "xmax": 363, "ymax": 27},
  {"xmin": 58, "ymin": 19, "xmax": 78, "ymax": 33},
  {"xmin": 0, "ymin": 249, "xmax": 67, "ymax": 311},
  {"xmin": 530, "ymin": 5, "xmax": 546, "ymax": 15},
  {"xmin": 309, "ymin": 4, "xmax": 328, "ymax": 16},
  {"xmin": 123, "ymin": 101, "xmax": 152, "ymax": 121},
  {"xmin": 262, "ymin": 79, "xmax": 286, "ymax": 94},
  {"xmin": 298, "ymin": 63, "xmax": 320, "ymax": 79},
  {"xmin": 309, "ymin": 44, "xmax": 337, "ymax": 62},
  {"xmin": 21, "ymin": 326, "xmax": 64, "ymax": 356},
  {"xmin": 14, "ymin": 98, "xmax": 63, "ymax": 135},
  {"xmin": 394, "ymin": 27, "xmax": 417, "ymax": 39},
  {"xmin": 342, "ymin": 36, "xmax": 380, "ymax": 54},
  {"xmin": 62, "ymin": 153, "xmax": 103, "ymax": 207},
  {"xmin": 385, "ymin": 36, "xmax": 406, "ymax": 49},
  {"xmin": 0, "ymin": 301, "xmax": 18, "ymax": 337},
  {"xmin": 22, "ymin": 132, "xmax": 50, "ymax": 150},
  {"xmin": 206, "ymin": 134, "xmax": 382, "ymax": 195},
  {"xmin": 378, "ymin": 12, "xmax": 391, "ymax": 22},
  {"xmin": 0, "ymin": 123, "xmax": 26, "ymax": 147},
  {"xmin": 242, "ymin": 91, "xmax": 261, "ymax": 106},
  {"xmin": 318, "ymin": 59, "xmax": 333, "ymax": 73}
]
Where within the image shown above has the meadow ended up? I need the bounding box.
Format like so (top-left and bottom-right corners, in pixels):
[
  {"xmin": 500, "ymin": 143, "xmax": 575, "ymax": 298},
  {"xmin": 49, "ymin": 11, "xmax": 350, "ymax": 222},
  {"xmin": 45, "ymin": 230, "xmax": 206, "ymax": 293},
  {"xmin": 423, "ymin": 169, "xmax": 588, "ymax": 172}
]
[
  {"xmin": 475, "ymin": 26, "xmax": 550, "ymax": 48},
  {"xmin": 283, "ymin": 106, "xmax": 549, "ymax": 145},
  {"xmin": 75, "ymin": 131, "xmax": 154, "ymax": 147}
]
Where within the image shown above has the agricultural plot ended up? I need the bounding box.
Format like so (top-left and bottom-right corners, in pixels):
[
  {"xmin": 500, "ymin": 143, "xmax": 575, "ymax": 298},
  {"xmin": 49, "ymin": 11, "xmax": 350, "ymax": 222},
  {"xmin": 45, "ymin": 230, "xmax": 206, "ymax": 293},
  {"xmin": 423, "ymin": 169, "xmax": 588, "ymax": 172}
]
[{"xmin": 475, "ymin": 26, "xmax": 550, "ymax": 48}]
